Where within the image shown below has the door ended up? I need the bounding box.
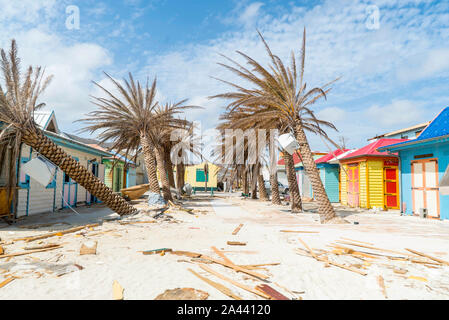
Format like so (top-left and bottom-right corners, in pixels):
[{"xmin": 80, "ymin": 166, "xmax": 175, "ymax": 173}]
[
  {"xmin": 62, "ymin": 172, "xmax": 77, "ymax": 208},
  {"xmin": 384, "ymin": 167, "xmax": 399, "ymax": 209},
  {"xmin": 347, "ymin": 165, "xmax": 359, "ymax": 207},
  {"xmin": 86, "ymin": 162, "xmax": 99, "ymax": 204},
  {"xmin": 412, "ymin": 160, "xmax": 440, "ymax": 218}
]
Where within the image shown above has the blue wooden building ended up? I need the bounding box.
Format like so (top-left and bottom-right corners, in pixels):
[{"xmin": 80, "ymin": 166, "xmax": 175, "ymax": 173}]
[
  {"xmin": 315, "ymin": 149, "xmax": 350, "ymax": 203},
  {"xmin": 379, "ymin": 107, "xmax": 449, "ymax": 220}
]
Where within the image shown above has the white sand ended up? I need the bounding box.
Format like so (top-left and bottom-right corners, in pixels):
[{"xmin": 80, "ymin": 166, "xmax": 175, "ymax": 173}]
[{"xmin": 0, "ymin": 193, "xmax": 449, "ymax": 300}]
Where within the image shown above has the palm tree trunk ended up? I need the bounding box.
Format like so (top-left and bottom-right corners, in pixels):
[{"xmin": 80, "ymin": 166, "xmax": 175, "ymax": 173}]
[
  {"xmin": 258, "ymin": 173, "xmax": 269, "ymax": 200},
  {"xmin": 270, "ymin": 172, "xmax": 281, "ymax": 205},
  {"xmin": 21, "ymin": 130, "xmax": 137, "ymax": 215},
  {"xmin": 176, "ymin": 162, "xmax": 185, "ymax": 194},
  {"xmin": 242, "ymin": 167, "xmax": 249, "ymax": 196},
  {"xmin": 140, "ymin": 134, "xmax": 160, "ymax": 193},
  {"xmin": 284, "ymin": 151, "xmax": 302, "ymax": 212},
  {"xmin": 164, "ymin": 147, "xmax": 176, "ymax": 188},
  {"xmin": 154, "ymin": 146, "xmax": 173, "ymax": 202},
  {"xmin": 250, "ymin": 165, "xmax": 258, "ymax": 199},
  {"xmin": 294, "ymin": 121, "xmax": 335, "ymax": 221}
]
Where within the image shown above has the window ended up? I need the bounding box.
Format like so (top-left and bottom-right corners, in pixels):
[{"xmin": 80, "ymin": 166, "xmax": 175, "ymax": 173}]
[
  {"xmin": 196, "ymin": 169, "xmax": 208, "ymax": 182},
  {"xmin": 401, "ymin": 135, "xmax": 408, "ymax": 139},
  {"xmin": 18, "ymin": 157, "xmax": 30, "ymax": 188},
  {"xmin": 64, "ymin": 173, "xmax": 70, "ymax": 183},
  {"xmin": 46, "ymin": 169, "xmax": 57, "ymax": 189}
]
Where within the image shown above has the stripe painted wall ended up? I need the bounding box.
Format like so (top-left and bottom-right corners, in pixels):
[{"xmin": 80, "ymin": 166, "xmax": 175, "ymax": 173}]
[
  {"xmin": 367, "ymin": 160, "xmax": 384, "ymax": 209},
  {"xmin": 340, "ymin": 164, "xmax": 348, "ymax": 205}
]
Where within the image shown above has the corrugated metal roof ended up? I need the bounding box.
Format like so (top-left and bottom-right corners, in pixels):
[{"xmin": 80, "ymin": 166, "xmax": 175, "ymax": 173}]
[
  {"xmin": 33, "ymin": 111, "xmax": 52, "ymax": 129},
  {"xmin": 315, "ymin": 149, "xmax": 350, "ymax": 164},
  {"xmin": 341, "ymin": 138, "xmax": 408, "ymax": 160}
]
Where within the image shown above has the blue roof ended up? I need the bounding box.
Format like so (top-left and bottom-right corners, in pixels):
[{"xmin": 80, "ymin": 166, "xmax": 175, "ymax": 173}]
[{"xmin": 379, "ymin": 107, "xmax": 449, "ymax": 151}]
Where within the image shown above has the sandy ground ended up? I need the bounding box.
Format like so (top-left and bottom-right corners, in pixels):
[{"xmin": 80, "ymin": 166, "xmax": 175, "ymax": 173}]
[{"xmin": 0, "ymin": 192, "xmax": 449, "ymax": 300}]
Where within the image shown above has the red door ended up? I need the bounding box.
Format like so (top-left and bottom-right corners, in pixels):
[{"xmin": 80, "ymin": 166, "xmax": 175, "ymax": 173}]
[
  {"xmin": 347, "ymin": 165, "xmax": 359, "ymax": 207},
  {"xmin": 384, "ymin": 167, "xmax": 399, "ymax": 209}
]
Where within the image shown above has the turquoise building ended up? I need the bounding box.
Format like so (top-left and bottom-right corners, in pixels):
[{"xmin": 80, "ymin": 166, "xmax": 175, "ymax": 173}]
[{"xmin": 380, "ymin": 107, "xmax": 449, "ymax": 220}]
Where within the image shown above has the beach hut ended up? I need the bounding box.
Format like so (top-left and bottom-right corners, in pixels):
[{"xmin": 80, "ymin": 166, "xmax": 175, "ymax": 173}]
[
  {"xmin": 379, "ymin": 107, "xmax": 449, "ymax": 220},
  {"xmin": 14, "ymin": 111, "xmax": 111, "ymax": 217},
  {"xmin": 277, "ymin": 151, "xmax": 326, "ymax": 198},
  {"xmin": 339, "ymin": 139, "xmax": 407, "ymax": 210},
  {"xmin": 315, "ymin": 149, "xmax": 350, "ymax": 203},
  {"xmin": 184, "ymin": 161, "xmax": 220, "ymax": 191}
]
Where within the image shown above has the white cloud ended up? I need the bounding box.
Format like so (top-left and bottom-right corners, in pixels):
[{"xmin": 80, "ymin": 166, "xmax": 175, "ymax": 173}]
[
  {"xmin": 397, "ymin": 48, "xmax": 449, "ymax": 81},
  {"xmin": 365, "ymin": 100, "xmax": 424, "ymax": 126},
  {"xmin": 0, "ymin": 2, "xmax": 113, "ymax": 134},
  {"xmin": 142, "ymin": 0, "xmax": 449, "ymax": 149}
]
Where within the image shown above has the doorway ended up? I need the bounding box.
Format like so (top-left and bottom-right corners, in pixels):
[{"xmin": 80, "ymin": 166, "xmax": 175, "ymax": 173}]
[
  {"xmin": 412, "ymin": 159, "xmax": 440, "ymax": 218},
  {"xmin": 347, "ymin": 164, "xmax": 360, "ymax": 207}
]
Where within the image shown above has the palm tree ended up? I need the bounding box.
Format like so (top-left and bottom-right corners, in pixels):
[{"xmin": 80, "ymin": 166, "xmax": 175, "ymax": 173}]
[
  {"xmin": 79, "ymin": 73, "xmax": 162, "ymax": 195},
  {"xmin": 210, "ymin": 29, "xmax": 339, "ymax": 222},
  {"xmin": 217, "ymin": 105, "xmax": 300, "ymax": 209},
  {"xmin": 0, "ymin": 40, "xmax": 136, "ymax": 216}
]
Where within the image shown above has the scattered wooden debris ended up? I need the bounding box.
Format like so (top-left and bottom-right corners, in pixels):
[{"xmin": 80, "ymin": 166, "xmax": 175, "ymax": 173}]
[
  {"xmin": 393, "ymin": 268, "xmax": 408, "ymax": 275},
  {"xmin": 197, "ymin": 263, "xmax": 270, "ymax": 299},
  {"xmin": 0, "ymin": 277, "xmax": 15, "ymax": 289},
  {"xmin": 0, "ymin": 245, "xmax": 3, "ymax": 255},
  {"xmin": 405, "ymin": 248, "xmax": 449, "ymax": 266},
  {"xmin": 24, "ymin": 243, "xmax": 60, "ymax": 251},
  {"xmin": 0, "ymin": 245, "xmax": 62, "ymax": 259},
  {"xmin": 211, "ymin": 246, "xmax": 234, "ymax": 265},
  {"xmin": 340, "ymin": 237, "xmax": 373, "ymax": 245},
  {"xmin": 298, "ymin": 238, "xmax": 367, "ymax": 276},
  {"xmin": 119, "ymin": 220, "xmax": 156, "ymax": 225},
  {"xmin": 408, "ymin": 276, "xmax": 428, "ymax": 282},
  {"xmin": 155, "ymin": 287, "xmax": 209, "ymax": 300},
  {"xmin": 18, "ymin": 222, "xmax": 71, "ymax": 229},
  {"xmin": 255, "ymin": 284, "xmax": 289, "ymax": 300},
  {"xmin": 335, "ymin": 240, "xmax": 408, "ymax": 257},
  {"xmin": 188, "ymin": 268, "xmax": 243, "ymax": 300},
  {"xmin": 280, "ymin": 230, "xmax": 319, "ymax": 234},
  {"xmin": 13, "ymin": 224, "xmax": 100, "ymax": 242},
  {"xmin": 227, "ymin": 241, "xmax": 247, "ymax": 246},
  {"xmin": 232, "ymin": 224, "xmax": 244, "ymax": 235},
  {"xmin": 377, "ymin": 275, "xmax": 387, "ymax": 299},
  {"xmin": 239, "ymin": 263, "xmax": 280, "ymax": 268},
  {"xmin": 143, "ymin": 248, "xmax": 172, "ymax": 255},
  {"xmin": 170, "ymin": 251, "xmax": 202, "ymax": 258},
  {"xmin": 80, "ymin": 241, "xmax": 98, "ymax": 255},
  {"xmin": 200, "ymin": 255, "xmax": 269, "ymax": 280},
  {"xmin": 112, "ymin": 280, "xmax": 124, "ymax": 300}
]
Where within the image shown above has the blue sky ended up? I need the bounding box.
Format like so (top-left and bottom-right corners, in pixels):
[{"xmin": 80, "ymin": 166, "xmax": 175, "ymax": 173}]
[{"xmin": 1, "ymin": 0, "xmax": 449, "ymax": 151}]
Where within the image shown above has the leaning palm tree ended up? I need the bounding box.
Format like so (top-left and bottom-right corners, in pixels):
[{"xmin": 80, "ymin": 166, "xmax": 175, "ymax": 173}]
[
  {"xmin": 210, "ymin": 29, "xmax": 340, "ymax": 222},
  {"xmin": 0, "ymin": 40, "xmax": 136, "ymax": 216}
]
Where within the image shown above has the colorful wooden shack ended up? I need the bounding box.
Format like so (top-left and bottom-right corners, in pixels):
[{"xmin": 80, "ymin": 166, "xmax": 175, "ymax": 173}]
[
  {"xmin": 184, "ymin": 161, "xmax": 220, "ymax": 191},
  {"xmin": 12, "ymin": 111, "xmax": 112, "ymax": 217},
  {"xmin": 276, "ymin": 151, "xmax": 326, "ymax": 199},
  {"xmin": 379, "ymin": 107, "xmax": 449, "ymax": 220},
  {"xmin": 315, "ymin": 149, "xmax": 350, "ymax": 203},
  {"xmin": 339, "ymin": 139, "xmax": 407, "ymax": 210}
]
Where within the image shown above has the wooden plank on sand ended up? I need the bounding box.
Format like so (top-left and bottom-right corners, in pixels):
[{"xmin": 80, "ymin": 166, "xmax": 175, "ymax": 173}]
[
  {"xmin": 227, "ymin": 241, "xmax": 247, "ymax": 246},
  {"xmin": 200, "ymin": 255, "xmax": 269, "ymax": 280},
  {"xmin": 211, "ymin": 246, "xmax": 234, "ymax": 265},
  {"xmin": 255, "ymin": 284, "xmax": 289, "ymax": 300},
  {"xmin": 0, "ymin": 245, "xmax": 62, "ymax": 259},
  {"xmin": 232, "ymin": 224, "xmax": 244, "ymax": 235},
  {"xmin": 188, "ymin": 268, "xmax": 243, "ymax": 300},
  {"xmin": 13, "ymin": 223, "xmax": 100, "ymax": 242},
  {"xmin": 405, "ymin": 248, "xmax": 449, "ymax": 266},
  {"xmin": 0, "ymin": 277, "xmax": 15, "ymax": 289},
  {"xmin": 198, "ymin": 263, "xmax": 270, "ymax": 299}
]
